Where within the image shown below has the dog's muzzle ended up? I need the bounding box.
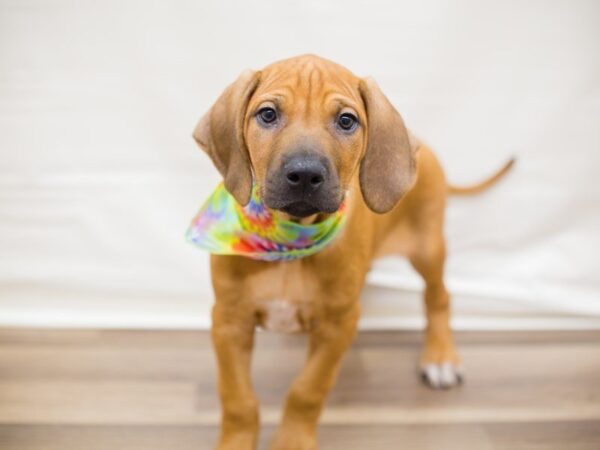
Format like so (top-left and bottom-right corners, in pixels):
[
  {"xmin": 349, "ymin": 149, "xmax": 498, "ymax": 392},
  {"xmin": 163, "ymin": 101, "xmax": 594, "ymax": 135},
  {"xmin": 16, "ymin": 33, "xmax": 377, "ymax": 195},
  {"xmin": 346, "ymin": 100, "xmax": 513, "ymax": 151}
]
[{"xmin": 264, "ymin": 152, "xmax": 342, "ymax": 218}]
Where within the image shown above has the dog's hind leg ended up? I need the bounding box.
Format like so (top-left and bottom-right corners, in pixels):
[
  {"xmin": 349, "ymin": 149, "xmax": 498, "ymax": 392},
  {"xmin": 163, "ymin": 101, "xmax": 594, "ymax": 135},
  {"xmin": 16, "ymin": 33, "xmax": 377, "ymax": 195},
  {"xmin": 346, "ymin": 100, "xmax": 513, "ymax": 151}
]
[{"xmin": 409, "ymin": 234, "xmax": 463, "ymax": 389}]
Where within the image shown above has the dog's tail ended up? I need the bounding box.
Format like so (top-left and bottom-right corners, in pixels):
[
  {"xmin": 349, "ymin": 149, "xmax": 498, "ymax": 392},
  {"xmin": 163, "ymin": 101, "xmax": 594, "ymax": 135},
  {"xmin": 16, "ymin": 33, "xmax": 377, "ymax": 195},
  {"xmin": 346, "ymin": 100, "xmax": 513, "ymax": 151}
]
[{"xmin": 447, "ymin": 157, "xmax": 516, "ymax": 196}]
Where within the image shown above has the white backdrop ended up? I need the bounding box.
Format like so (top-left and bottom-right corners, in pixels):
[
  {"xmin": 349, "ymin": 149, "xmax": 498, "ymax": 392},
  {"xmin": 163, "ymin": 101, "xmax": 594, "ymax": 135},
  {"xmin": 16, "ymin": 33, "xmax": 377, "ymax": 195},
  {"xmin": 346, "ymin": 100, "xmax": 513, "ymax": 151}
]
[{"xmin": 1, "ymin": 0, "xmax": 599, "ymax": 329}]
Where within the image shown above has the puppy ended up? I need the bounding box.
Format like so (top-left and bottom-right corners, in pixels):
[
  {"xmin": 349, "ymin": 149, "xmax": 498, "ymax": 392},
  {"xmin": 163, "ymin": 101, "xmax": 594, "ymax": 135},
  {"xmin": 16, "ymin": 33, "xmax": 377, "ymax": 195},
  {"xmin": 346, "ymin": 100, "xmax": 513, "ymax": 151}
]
[{"xmin": 192, "ymin": 54, "xmax": 513, "ymax": 450}]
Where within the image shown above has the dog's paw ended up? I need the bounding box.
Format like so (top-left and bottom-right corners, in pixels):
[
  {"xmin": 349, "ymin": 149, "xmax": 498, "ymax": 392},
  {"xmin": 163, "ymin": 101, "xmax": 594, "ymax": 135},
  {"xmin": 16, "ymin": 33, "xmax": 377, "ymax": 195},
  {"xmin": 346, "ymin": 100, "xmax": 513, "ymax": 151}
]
[
  {"xmin": 269, "ymin": 426, "xmax": 317, "ymax": 450},
  {"xmin": 214, "ymin": 430, "xmax": 257, "ymax": 450},
  {"xmin": 419, "ymin": 362, "xmax": 463, "ymax": 389}
]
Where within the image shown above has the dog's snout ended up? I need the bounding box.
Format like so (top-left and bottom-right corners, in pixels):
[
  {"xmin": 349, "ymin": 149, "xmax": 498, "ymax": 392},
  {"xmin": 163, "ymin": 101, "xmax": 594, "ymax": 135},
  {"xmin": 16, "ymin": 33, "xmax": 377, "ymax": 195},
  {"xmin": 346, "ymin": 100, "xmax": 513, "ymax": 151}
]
[
  {"xmin": 284, "ymin": 156, "xmax": 327, "ymax": 191},
  {"xmin": 264, "ymin": 150, "xmax": 341, "ymax": 217}
]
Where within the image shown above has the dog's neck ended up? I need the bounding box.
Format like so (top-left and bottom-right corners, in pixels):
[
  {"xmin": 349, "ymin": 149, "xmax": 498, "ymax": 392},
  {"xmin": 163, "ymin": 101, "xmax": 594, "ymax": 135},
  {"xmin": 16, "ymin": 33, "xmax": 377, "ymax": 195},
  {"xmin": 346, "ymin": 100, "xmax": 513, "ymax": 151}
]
[{"xmin": 187, "ymin": 183, "xmax": 350, "ymax": 261}]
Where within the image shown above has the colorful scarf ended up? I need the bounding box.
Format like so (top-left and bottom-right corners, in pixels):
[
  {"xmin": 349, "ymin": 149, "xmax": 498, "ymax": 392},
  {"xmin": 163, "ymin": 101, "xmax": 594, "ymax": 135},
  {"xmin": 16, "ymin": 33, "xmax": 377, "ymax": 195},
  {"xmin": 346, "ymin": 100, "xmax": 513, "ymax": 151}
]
[{"xmin": 186, "ymin": 183, "xmax": 347, "ymax": 261}]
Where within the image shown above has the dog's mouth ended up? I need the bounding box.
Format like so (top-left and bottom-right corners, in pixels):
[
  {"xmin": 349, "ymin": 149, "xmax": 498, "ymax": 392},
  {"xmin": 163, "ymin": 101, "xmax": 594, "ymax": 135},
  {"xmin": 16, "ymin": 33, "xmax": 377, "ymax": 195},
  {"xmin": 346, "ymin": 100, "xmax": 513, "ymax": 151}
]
[
  {"xmin": 270, "ymin": 196, "xmax": 343, "ymax": 219},
  {"xmin": 263, "ymin": 183, "xmax": 344, "ymax": 219},
  {"xmin": 280, "ymin": 202, "xmax": 321, "ymax": 218}
]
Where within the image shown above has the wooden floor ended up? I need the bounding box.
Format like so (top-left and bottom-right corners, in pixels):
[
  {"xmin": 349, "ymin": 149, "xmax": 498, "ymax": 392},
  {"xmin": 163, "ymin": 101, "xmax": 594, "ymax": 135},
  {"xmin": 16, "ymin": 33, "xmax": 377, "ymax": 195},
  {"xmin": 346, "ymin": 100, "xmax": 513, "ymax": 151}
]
[{"xmin": 0, "ymin": 329, "xmax": 599, "ymax": 450}]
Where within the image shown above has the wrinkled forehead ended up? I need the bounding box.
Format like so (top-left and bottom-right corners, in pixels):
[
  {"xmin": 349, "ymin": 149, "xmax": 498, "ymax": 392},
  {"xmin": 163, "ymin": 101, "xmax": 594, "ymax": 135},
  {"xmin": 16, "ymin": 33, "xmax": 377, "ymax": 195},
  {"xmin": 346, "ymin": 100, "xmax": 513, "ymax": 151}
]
[{"xmin": 249, "ymin": 57, "xmax": 363, "ymax": 116}]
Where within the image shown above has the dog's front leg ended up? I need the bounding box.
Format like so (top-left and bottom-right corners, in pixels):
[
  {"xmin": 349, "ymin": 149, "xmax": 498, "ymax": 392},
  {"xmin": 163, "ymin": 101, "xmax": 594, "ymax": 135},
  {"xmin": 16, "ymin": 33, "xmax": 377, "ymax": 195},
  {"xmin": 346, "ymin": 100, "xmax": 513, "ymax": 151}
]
[
  {"xmin": 269, "ymin": 303, "xmax": 360, "ymax": 450},
  {"xmin": 212, "ymin": 303, "xmax": 259, "ymax": 450}
]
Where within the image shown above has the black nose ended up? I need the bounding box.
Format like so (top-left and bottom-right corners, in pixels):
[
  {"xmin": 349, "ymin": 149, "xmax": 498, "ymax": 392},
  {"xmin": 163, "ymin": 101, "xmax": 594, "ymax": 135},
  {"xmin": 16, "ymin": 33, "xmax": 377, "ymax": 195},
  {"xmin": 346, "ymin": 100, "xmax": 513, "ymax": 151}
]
[{"xmin": 284, "ymin": 155, "xmax": 327, "ymax": 191}]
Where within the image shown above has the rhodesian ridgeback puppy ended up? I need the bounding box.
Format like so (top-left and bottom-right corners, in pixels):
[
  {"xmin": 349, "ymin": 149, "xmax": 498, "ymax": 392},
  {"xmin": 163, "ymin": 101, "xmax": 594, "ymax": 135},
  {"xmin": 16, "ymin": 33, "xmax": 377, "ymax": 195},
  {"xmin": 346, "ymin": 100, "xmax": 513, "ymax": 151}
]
[{"xmin": 193, "ymin": 54, "xmax": 513, "ymax": 450}]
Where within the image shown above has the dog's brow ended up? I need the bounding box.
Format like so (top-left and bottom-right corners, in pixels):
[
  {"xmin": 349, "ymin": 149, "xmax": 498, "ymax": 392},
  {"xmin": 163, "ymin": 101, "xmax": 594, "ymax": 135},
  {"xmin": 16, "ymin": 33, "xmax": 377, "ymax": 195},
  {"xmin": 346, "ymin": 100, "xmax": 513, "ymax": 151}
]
[
  {"xmin": 256, "ymin": 87, "xmax": 294, "ymax": 103},
  {"xmin": 324, "ymin": 93, "xmax": 360, "ymax": 112},
  {"xmin": 253, "ymin": 91, "xmax": 291, "ymax": 108}
]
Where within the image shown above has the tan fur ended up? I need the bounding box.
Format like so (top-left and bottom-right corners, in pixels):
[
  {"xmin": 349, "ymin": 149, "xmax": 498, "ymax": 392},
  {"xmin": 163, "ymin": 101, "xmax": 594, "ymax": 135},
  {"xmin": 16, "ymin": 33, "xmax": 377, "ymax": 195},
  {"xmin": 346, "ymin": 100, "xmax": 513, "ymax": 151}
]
[{"xmin": 193, "ymin": 55, "xmax": 513, "ymax": 450}]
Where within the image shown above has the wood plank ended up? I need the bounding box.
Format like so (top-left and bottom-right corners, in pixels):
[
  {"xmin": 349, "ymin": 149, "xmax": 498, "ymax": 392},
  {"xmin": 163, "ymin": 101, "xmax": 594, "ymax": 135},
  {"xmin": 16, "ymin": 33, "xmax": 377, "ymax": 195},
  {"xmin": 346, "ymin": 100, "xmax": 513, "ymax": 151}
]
[
  {"xmin": 1, "ymin": 331, "xmax": 599, "ymax": 424},
  {"xmin": 1, "ymin": 422, "xmax": 599, "ymax": 450},
  {"xmin": 0, "ymin": 329, "xmax": 599, "ymax": 449}
]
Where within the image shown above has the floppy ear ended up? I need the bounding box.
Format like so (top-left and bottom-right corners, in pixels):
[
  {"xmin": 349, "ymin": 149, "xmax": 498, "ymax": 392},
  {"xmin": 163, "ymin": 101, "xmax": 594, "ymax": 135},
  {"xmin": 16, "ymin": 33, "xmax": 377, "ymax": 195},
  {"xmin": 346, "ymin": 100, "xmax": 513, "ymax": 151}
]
[
  {"xmin": 358, "ymin": 77, "xmax": 417, "ymax": 214},
  {"xmin": 193, "ymin": 70, "xmax": 260, "ymax": 206}
]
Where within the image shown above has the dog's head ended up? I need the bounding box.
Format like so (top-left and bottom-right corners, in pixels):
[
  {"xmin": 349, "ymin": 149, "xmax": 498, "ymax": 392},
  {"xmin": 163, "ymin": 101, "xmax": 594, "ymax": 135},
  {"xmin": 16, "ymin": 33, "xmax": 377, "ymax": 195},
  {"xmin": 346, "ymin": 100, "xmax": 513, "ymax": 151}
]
[{"xmin": 193, "ymin": 55, "xmax": 416, "ymax": 217}]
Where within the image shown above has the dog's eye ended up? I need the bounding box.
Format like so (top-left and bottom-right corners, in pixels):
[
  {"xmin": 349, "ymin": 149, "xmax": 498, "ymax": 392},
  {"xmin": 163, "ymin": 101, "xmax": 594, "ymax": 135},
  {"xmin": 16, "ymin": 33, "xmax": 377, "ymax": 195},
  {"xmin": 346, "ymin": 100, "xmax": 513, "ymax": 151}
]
[
  {"xmin": 337, "ymin": 113, "xmax": 358, "ymax": 131},
  {"xmin": 257, "ymin": 107, "xmax": 277, "ymax": 125}
]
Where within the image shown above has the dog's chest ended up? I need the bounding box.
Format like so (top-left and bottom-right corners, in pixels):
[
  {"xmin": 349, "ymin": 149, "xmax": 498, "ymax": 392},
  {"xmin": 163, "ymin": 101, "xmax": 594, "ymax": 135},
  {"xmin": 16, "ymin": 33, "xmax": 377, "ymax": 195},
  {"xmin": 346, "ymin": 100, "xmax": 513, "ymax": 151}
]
[
  {"xmin": 247, "ymin": 261, "xmax": 318, "ymax": 334},
  {"xmin": 262, "ymin": 299, "xmax": 302, "ymax": 333}
]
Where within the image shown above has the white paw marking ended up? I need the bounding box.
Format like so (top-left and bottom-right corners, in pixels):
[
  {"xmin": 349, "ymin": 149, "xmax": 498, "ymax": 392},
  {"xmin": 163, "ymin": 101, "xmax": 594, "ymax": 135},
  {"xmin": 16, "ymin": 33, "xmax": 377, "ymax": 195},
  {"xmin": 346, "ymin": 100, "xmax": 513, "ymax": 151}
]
[{"xmin": 420, "ymin": 362, "xmax": 464, "ymax": 389}]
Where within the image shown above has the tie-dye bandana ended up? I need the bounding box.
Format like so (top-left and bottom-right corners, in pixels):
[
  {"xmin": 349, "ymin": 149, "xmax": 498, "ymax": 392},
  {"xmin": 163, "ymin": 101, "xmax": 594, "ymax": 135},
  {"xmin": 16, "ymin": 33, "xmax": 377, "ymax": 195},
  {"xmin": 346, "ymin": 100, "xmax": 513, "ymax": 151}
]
[{"xmin": 186, "ymin": 183, "xmax": 347, "ymax": 261}]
